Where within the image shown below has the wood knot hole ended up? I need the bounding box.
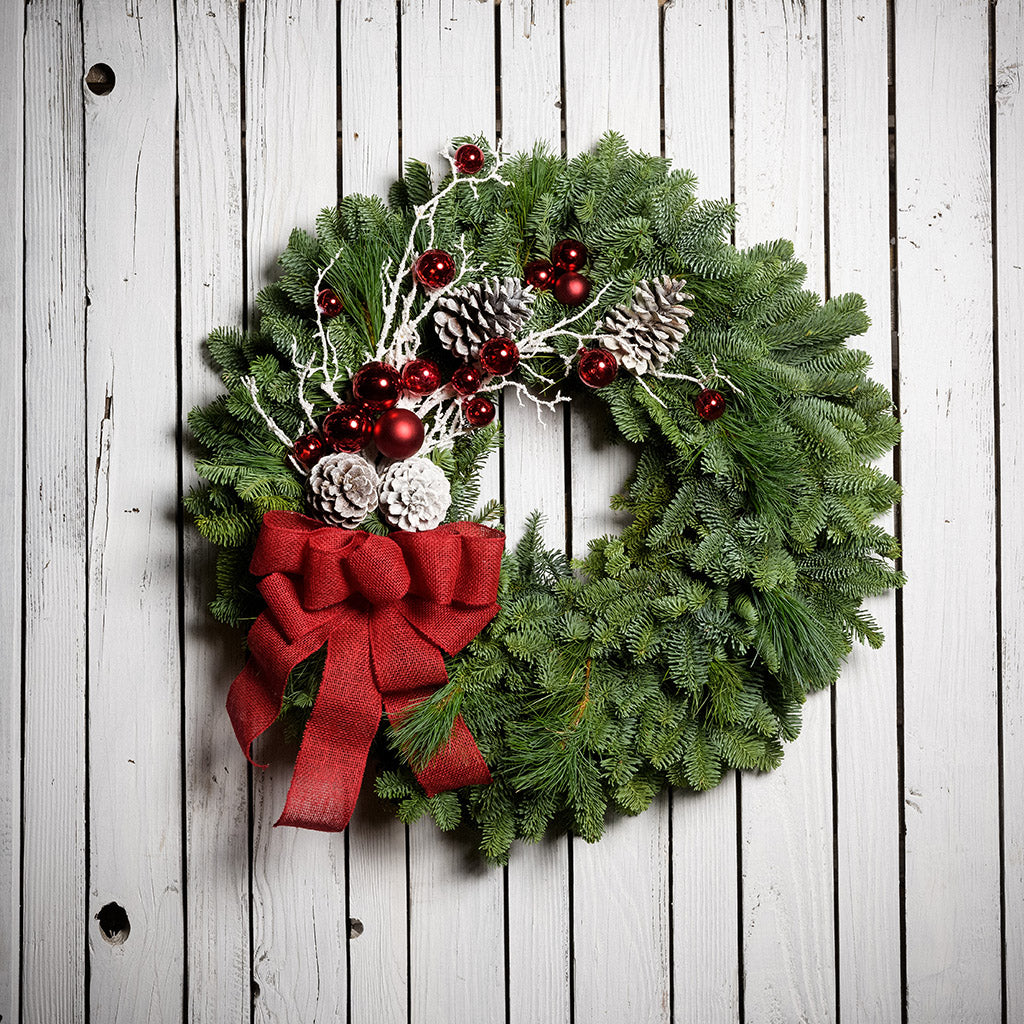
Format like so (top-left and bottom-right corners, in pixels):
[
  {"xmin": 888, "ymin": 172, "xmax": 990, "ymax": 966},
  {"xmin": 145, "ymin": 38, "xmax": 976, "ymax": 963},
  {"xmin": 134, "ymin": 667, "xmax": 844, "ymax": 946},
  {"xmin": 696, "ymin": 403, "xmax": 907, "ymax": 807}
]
[
  {"xmin": 96, "ymin": 902, "xmax": 130, "ymax": 944},
  {"xmin": 349, "ymin": 917, "xmax": 364, "ymax": 939},
  {"xmin": 85, "ymin": 64, "xmax": 116, "ymax": 95}
]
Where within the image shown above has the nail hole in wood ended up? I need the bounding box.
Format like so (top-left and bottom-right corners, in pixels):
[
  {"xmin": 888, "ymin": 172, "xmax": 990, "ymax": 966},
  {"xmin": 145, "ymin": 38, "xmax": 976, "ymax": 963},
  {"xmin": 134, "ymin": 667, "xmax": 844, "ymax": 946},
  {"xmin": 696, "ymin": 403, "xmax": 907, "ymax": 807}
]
[
  {"xmin": 85, "ymin": 64, "xmax": 116, "ymax": 95},
  {"xmin": 96, "ymin": 902, "xmax": 130, "ymax": 944},
  {"xmin": 349, "ymin": 917, "xmax": 364, "ymax": 939}
]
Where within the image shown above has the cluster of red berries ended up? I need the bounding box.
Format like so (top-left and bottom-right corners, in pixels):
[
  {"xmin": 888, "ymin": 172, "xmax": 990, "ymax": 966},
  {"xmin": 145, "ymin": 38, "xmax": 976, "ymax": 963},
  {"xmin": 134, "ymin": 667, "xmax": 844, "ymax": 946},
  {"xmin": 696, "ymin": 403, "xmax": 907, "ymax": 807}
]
[
  {"xmin": 291, "ymin": 338, "xmax": 522, "ymax": 470},
  {"xmin": 524, "ymin": 238, "xmax": 593, "ymax": 308}
]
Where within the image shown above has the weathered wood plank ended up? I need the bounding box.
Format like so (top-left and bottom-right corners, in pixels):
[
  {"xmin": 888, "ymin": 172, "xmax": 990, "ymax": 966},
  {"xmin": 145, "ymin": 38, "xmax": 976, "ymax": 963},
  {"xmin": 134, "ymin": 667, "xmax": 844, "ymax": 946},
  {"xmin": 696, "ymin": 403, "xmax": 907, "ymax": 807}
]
[
  {"xmin": 562, "ymin": 3, "xmax": 670, "ymax": 1022},
  {"xmin": 244, "ymin": 4, "xmax": 349, "ymax": 1021},
  {"xmin": 498, "ymin": 2, "xmax": 572, "ymax": 1022},
  {"xmin": 177, "ymin": 3, "xmax": 250, "ymax": 1022},
  {"xmin": 662, "ymin": 4, "xmax": 741, "ymax": 1021},
  {"xmin": 896, "ymin": 1, "xmax": 1000, "ymax": 1020},
  {"xmin": 732, "ymin": 2, "xmax": 836, "ymax": 1020},
  {"xmin": 826, "ymin": 2, "xmax": 901, "ymax": 1020},
  {"xmin": 399, "ymin": 4, "xmax": 506, "ymax": 1022},
  {"xmin": 80, "ymin": 2, "xmax": 183, "ymax": 1019},
  {"xmin": 997, "ymin": 2, "xmax": 1024, "ymax": 1018},
  {"xmin": 337, "ymin": 6, "xmax": 409, "ymax": 1021},
  {"xmin": 22, "ymin": 8, "xmax": 88, "ymax": 1018},
  {"xmin": 0, "ymin": 4, "xmax": 24, "ymax": 1020}
]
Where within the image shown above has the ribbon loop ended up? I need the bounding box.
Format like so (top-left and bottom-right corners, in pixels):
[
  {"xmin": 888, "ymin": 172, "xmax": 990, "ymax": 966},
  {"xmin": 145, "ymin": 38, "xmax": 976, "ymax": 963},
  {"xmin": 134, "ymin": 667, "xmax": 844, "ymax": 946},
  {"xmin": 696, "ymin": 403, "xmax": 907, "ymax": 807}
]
[{"xmin": 226, "ymin": 511, "xmax": 504, "ymax": 832}]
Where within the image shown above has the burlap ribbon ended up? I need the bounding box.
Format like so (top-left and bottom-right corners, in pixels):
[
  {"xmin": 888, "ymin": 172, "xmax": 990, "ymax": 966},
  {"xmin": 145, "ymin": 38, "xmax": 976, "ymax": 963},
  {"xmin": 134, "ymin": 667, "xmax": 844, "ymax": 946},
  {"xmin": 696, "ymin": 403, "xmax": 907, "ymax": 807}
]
[{"xmin": 226, "ymin": 511, "xmax": 503, "ymax": 831}]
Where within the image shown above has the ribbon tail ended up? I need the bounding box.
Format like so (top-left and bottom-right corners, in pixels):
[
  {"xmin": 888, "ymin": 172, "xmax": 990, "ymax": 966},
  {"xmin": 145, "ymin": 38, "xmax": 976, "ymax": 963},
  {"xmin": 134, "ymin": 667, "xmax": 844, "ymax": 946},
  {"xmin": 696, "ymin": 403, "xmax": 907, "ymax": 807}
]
[
  {"xmin": 382, "ymin": 691, "xmax": 492, "ymax": 797},
  {"xmin": 226, "ymin": 659, "xmax": 281, "ymax": 770},
  {"xmin": 276, "ymin": 625, "xmax": 381, "ymax": 832}
]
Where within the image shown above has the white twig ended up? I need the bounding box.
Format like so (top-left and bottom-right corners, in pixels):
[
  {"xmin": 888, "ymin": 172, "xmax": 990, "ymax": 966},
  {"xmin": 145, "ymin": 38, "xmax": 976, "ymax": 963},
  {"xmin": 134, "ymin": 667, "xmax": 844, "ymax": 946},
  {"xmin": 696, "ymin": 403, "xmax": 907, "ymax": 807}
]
[
  {"xmin": 290, "ymin": 337, "xmax": 319, "ymax": 429},
  {"xmin": 242, "ymin": 376, "xmax": 293, "ymax": 446}
]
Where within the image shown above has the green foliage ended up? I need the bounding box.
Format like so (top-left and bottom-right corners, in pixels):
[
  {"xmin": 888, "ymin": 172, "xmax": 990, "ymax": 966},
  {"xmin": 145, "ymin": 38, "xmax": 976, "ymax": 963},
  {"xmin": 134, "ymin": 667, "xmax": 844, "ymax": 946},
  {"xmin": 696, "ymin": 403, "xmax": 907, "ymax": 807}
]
[{"xmin": 188, "ymin": 133, "xmax": 904, "ymax": 863}]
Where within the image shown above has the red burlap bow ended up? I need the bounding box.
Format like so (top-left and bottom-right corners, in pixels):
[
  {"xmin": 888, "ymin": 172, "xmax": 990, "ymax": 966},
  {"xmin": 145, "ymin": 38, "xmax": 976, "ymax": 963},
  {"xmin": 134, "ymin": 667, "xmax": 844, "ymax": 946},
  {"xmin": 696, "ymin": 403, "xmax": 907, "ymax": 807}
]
[{"xmin": 226, "ymin": 510, "xmax": 504, "ymax": 831}]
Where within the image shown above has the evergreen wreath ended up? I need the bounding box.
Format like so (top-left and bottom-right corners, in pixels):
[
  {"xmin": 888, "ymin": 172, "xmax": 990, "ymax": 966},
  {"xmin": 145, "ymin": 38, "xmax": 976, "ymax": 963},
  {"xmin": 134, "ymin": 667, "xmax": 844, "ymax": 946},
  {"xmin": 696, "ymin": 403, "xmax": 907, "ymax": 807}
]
[{"xmin": 187, "ymin": 134, "xmax": 904, "ymax": 863}]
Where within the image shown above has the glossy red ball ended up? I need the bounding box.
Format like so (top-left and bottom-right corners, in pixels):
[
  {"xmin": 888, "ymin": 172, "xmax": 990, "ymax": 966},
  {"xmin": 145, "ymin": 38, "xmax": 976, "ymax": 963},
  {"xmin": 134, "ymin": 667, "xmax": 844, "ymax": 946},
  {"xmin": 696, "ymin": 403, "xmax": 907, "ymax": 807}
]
[
  {"xmin": 551, "ymin": 238, "xmax": 589, "ymax": 272},
  {"xmin": 373, "ymin": 407, "xmax": 425, "ymax": 460},
  {"xmin": 317, "ymin": 287, "xmax": 343, "ymax": 318},
  {"xmin": 453, "ymin": 143, "xmax": 485, "ymax": 174},
  {"xmin": 450, "ymin": 364, "xmax": 483, "ymax": 395},
  {"xmin": 463, "ymin": 395, "xmax": 496, "ymax": 428},
  {"xmin": 695, "ymin": 388, "xmax": 726, "ymax": 422},
  {"xmin": 352, "ymin": 361, "xmax": 402, "ymax": 411},
  {"xmin": 479, "ymin": 336, "xmax": 520, "ymax": 376},
  {"xmin": 401, "ymin": 358, "xmax": 442, "ymax": 395},
  {"xmin": 292, "ymin": 432, "xmax": 326, "ymax": 468},
  {"xmin": 577, "ymin": 349, "xmax": 618, "ymax": 389},
  {"xmin": 413, "ymin": 249, "xmax": 457, "ymax": 290},
  {"xmin": 553, "ymin": 271, "xmax": 591, "ymax": 307},
  {"xmin": 323, "ymin": 404, "xmax": 372, "ymax": 452},
  {"xmin": 524, "ymin": 259, "xmax": 556, "ymax": 291}
]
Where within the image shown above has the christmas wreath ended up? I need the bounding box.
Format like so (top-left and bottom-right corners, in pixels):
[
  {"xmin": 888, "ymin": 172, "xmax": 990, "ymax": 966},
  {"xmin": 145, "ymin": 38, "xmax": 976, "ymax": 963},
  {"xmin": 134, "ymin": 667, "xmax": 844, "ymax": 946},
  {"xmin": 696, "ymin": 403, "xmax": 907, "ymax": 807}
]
[{"xmin": 187, "ymin": 134, "xmax": 904, "ymax": 862}]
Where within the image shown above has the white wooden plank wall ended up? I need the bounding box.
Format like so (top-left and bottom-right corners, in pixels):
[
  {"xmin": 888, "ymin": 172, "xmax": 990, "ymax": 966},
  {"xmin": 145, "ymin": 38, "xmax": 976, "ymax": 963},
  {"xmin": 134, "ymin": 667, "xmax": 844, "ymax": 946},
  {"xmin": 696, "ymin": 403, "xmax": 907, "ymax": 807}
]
[{"xmin": 2, "ymin": 2, "xmax": 1019, "ymax": 1022}]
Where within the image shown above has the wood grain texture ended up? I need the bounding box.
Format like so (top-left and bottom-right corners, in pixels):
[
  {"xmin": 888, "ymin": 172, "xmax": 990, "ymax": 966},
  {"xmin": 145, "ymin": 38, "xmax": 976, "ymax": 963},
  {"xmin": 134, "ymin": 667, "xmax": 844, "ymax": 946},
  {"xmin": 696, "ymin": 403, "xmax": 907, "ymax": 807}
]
[
  {"xmin": 0, "ymin": 3, "xmax": 24, "ymax": 1019},
  {"xmin": 997, "ymin": 2, "xmax": 1024, "ymax": 1018},
  {"xmin": 244, "ymin": 4, "xmax": 349, "ymax": 1022},
  {"xmin": 498, "ymin": 3, "xmax": 572, "ymax": 1022},
  {"xmin": 732, "ymin": 2, "xmax": 836, "ymax": 1021},
  {"xmin": 177, "ymin": 3, "xmax": 250, "ymax": 1022},
  {"xmin": 662, "ymin": 5, "xmax": 741, "ymax": 1021},
  {"xmin": 400, "ymin": 5, "xmax": 506, "ymax": 1021},
  {"xmin": 825, "ymin": 2, "xmax": 901, "ymax": 1020},
  {"xmin": 21, "ymin": 3, "xmax": 88, "ymax": 1021},
  {"xmin": 896, "ymin": 2, "xmax": 1001, "ymax": 1020},
  {"xmin": 337, "ymin": 7, "xmax": 410, "ymax": 1021},
  {"xmin": 81, "ymin": 3, "xmax": 183, "ymax": 1019},
  {"xmin": 563, "ymin": 4, "xmax": 670, "ymax": 1022}
]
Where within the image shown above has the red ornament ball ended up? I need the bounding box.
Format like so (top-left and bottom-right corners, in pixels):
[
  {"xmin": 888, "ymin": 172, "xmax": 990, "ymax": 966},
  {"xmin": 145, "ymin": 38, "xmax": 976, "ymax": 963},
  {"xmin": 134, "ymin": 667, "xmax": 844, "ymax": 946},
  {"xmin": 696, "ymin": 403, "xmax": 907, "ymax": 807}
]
[
  {"xmin": 479, "ymin": 336, "xmax": 520, "ymax": 376},
  {"xmin": 551, "ymin": 238, "xmax": 589, "ymax": 272},
  {"xmin": 292, "ymin": 432, "xmax": 326, "ymax": 469},
  {"xmin": 352, "ymin": 361, "xmax": 402, "ymax": 411},
  {"xmin": 453, "ymin": 143, "xmax": 485, "ymax": 175},
  {"xmin": 463, "ymin": 395, "xmax": 496, "ymax": 428},
  {"xmin": 317, "ymin": 287, "xmax": 343, "ymax": 318},
  {"xmin": 401, "ymin": 358, "xmax": 442, "ymax": 395},
  {"xmin": 323, "ymin": 404, "xmax": 372, "ymax": 452},
  {"xmin": 414, "ymin": 249, "xmax": 457, "ymax": 290},
  {"xmin": 524, "ymin": 259, "xmax": 556, "ymax": 291},
  {"xmin": 451, "ymin": 364, "xmax": 483, "ymax": 395},
  {"xmin": 577, "ymin": 349, "xmax": 618, "ymax": 389},
  {"xmin": 695, "ymin": 388, "xmax": 726, "ymax": 422},
  {"xmin": 373, "ymin": 407, "xmax": 425, "ymax": 460},
  {"xmin": 553, "ymin": 271, "xmax": 591, "ymax": 307}
]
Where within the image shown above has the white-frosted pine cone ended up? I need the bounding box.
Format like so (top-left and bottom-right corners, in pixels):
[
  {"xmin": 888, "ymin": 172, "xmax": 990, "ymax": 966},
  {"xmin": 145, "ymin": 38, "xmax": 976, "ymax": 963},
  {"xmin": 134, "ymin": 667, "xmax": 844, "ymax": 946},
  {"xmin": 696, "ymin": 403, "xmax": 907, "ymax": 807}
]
[
  {"xmin": 378, "ymin": 457, "xmax": 452, "ymax": 533},
  {"xmin": 432, "ymin": 276, "xmax": 534, "ymax": 360},
  {"xmin": 308, "ymin": 452, "xmax": 380, "ymax": 528},
  {"xmin": 598, "ymin": 275, "xmax": 695, "ymax": 375}
]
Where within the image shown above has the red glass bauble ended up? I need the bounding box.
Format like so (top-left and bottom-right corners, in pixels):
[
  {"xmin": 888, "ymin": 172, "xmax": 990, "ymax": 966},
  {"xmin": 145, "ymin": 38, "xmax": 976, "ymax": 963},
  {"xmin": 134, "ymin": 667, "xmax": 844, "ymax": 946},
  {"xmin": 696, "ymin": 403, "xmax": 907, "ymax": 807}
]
[
  {"xmin": 292, "ymin": 432, "xmax": 326, "ymax": 468},
  {"xmin": 451, "ymin": 364, "xmax": 483, "ymax": 395},
  {"xmin": 413, "ymin": 249, "xmax": 457, "ymax": 290},
  {"xmin": 453, "ymin": 143, "xmax": 485, "ymax": 175},
  {"xmin": 373, "ymin": 407, "xmax": 425, "ymax": 460},
  {"xmin": 463, "ymin": 395, "xmax": 496, "ymax": 428},
  {"xmin": 352, "ymin": 361, "xmax": 402, "ymax": 411},
  {"xmin": 553, "ymin": 271, "xmax": 591, "ymax": 307},
  {"xmin": 577, "ymin": 349, "xmax": 618, "ymax": 389},
  {"xmin": 524, "ymin": 259, "xmax": 556, "ymax": 291},
  {"xmin": 695, "ymin": 388, "xmax": 726, "ymax": 422},
  {"xmin": 317, "ymin": 287, "xmax": 343, "ymax": 318},
  {"xmin": 323, "ymin": 404, "xmax": 372, "ymax": 452},
  {"xmin": 551, "ymin": 238, "xmax": 589, "ymax": 272},
  {"xmin": 400, "ymin": 358, "xmax": 442, "ymax": 395},
  {"xmin": 479, "ymin": 336, "xmax": 520, "ymax": 376}
]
